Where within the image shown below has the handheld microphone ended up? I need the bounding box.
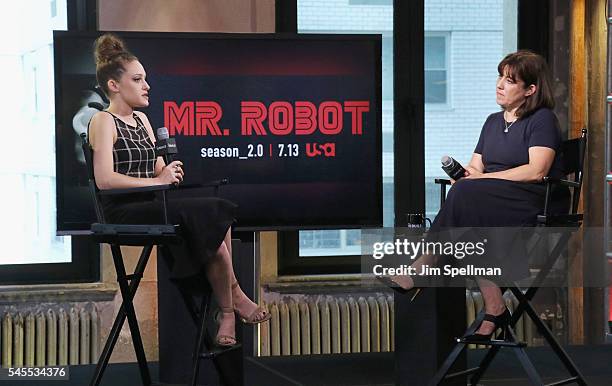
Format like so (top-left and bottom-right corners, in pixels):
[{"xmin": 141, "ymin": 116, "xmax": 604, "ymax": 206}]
[
  {"xmin": 441, "ymin": 155, "xmax": 466, "ymax": 181},
  {"xmin": 156, "ymin": 127, "xmax": 178, "ymax": 165}
]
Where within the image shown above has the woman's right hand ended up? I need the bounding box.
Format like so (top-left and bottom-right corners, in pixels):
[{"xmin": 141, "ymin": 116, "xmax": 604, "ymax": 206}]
[
  {"xmin": 157, "ymin": 160, "xmax": 184, "ymax": 185},
  {"xmin": 451, "ymin": 167, "xmax": 475, "ymax": 185}
]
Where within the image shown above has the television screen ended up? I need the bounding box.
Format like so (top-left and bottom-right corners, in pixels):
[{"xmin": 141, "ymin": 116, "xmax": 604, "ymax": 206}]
[{"xmin": 54, "ymin": 31, "xmax": 382, "ymax": 232}]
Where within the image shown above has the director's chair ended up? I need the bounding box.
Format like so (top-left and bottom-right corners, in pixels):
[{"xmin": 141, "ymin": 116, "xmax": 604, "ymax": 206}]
[
  {"xmin": 429, "ymin": 129, "xmax": 588, "ymax": 386},
  {"xmin": 81, "ymin": 133, "xmax": 238, "ymax": 386}
]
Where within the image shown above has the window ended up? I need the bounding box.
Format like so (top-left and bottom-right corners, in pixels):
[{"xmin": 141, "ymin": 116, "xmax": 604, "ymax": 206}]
[
  {"xmin": 51, "ymin": 0, "xmax": 58, "ymax": 18},
  {"xmin": 291, "ymin": 0, "xmax": 519, "ymax": 269},
  {"xmin": 300, "ymin": 230, "xmax": 361, "ymax": 256},
  {"xmin": 349, "ymin": 0, "xmax": 392, "ymax": 5},
  {"xmin": 296, "ymin": 0, "xmax": 393, "ymax": 262},
  {"xmin": 382, "ymin": 36, "xmax": 393, "ymax": 101},
  {"xmin": 0, "ymin": 1, "xmax": 70, "ymax": 265},
  {"xmin": 425, "ymin": 33, "xmax": 449, "ymax": 105},
  {"xmin": 0, "ymin": 0, "xmax": 98, "ymax": 285},
  {"xmin": 424, "ymin": 0, "xmax": 517, "ymax": 218}
]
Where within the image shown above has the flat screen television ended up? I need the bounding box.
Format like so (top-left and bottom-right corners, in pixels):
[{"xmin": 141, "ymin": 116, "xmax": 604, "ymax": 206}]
[{"xmin": 54, "ymin": 31, "xmax": 382, "ymax": 233}]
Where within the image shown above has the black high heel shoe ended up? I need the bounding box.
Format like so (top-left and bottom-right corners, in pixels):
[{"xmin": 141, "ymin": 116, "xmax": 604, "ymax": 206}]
[
  {"xmin": 462, "ymin": 308, "xmax": 511, "ymax": 343},
  {"xmin": 375, "ymin": 276, "xmax": 422, "ymax": 302}
]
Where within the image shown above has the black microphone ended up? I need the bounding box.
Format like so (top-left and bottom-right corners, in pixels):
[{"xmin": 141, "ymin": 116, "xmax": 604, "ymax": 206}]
[
  {"xmin": 156, "ymin": 127, "xmax": 178, "ymax": 165},
  {"xmin": 441, "ymin": 155, "xmax": 466, "ymax": 181}
]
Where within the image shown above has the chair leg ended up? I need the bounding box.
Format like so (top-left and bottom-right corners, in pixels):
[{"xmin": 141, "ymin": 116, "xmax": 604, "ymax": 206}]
[
  {"xmin": 505, "ymin": 325, "xmax": 543, "ymax": 386},
  {"xmin": 429, "ymin": 311, "xmax": 486, "ymax": 386},
  {"xmin": 90, "ymin": 244, "xmax": 153, "ymax": 386},
  {"xmin": 469, "ymin": 300, "xmax": 526, "ymax": 385},
  {"xmin": 427, "ymin": 343, "xmax": 468, "ymax": 386},
  {"xmin": 433, "ymin": 230, "xmax": 586, "ymax": 386},
  {"xmin": 469, "ymin": 320, "xmax": 535, "ymax": 386},
  {"xmin": 468, "ymin": 345, "xmax": 501, "ymax": 385},
  {"xmin": 90, "ymin": 298, "xmax": 130, "ymax": 386},
  {"xmin": 431, "ymin": 301, "xmax": 519, "ymax": 386},
  {"xmin": 512, "ymin": 288, "xmax": 588, "ymax": 386},
  {"xmin": 471, "ymin": 287, "xmax": 588, "ymax": 386},
  {"xmin": 191, "ymin": 293, "xmax": 210, "ymax": 386},
  {"xmin": 512, "ymin": 345, "xmax": 544, "ymax": 386},
  {"xmin": 175, "ymin": 279, "xmax": 239, "ymax": 386},
  {"xmin": 113, "ymin": 245, "xmax": 152, "ymax": 385}
]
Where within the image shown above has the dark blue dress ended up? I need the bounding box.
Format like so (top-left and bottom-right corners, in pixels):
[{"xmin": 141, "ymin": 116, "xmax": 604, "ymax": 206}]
[{"xmin": 428, "ymin": 107, "xmax": 569, "ymax": 280}]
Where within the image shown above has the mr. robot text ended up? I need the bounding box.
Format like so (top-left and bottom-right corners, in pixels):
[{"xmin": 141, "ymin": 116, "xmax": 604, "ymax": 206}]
[{"xmin": 163, "ymin": 100, "xmax": 370, "ymax": 159}]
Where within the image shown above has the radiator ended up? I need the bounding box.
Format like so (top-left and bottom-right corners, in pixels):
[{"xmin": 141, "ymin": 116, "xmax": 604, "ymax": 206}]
[
  {"xmin": 1, "ymin": 307, "xmax": 100, "ymax": 367},
  {"xmin": 260, "ymin": 290, "xmax": 551, "ymax": 356},
  {"xmin": 260, "ymin": 295, "xmax": 394, "ymax": 356}
]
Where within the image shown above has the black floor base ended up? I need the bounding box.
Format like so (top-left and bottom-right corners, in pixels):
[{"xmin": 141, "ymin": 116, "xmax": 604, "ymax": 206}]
[
  {"xmin": 27, "ymin": 344, "xmax": 612, "ymax": 386},
  {"xmin": 245, "ymin": 346, "xmax": 612, "ymax": 386}
]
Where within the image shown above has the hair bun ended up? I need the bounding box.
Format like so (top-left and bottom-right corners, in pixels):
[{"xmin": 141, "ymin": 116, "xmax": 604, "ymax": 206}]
[{"xmin": 94, "ymin": 33, "xmax": 128, "ymax": 65}]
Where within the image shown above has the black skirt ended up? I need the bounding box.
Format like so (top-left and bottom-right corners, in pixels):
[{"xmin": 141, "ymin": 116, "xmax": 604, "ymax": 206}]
[
  {"xmin": 427, "ymin": 178, "xmax": 569, "ymax": 281},
  {"xmin": 102, "ymin": 192, "xmax": 237, "ymax": 279}
]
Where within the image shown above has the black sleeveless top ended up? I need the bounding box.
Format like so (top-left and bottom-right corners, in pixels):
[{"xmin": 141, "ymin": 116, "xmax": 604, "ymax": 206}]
[
  {"xmin": 93, "ymin": 111, "xmax": 158, "ymax": 211},
  {"xmin": 106, "ymin": 112, "xmax": 156, "ymax": 178}
]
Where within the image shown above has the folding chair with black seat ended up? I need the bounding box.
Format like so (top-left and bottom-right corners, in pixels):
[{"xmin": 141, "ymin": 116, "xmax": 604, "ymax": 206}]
[
  {"xmin": 428, "ymin": 128, "xmax": 588, "ymax": 386},
  {"xmin": 80, "ymin": 133, "xmax": 239, "ymax": 386}
]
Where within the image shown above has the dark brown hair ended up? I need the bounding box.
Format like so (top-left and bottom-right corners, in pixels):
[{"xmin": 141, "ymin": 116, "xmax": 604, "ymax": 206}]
[
  {"xmin": 93, "ymin": 33, "xmax": 137, "ymax": 97},
  {"xmin": 497, "ymin": 50, "xmax": 555, "ymax": 118}
]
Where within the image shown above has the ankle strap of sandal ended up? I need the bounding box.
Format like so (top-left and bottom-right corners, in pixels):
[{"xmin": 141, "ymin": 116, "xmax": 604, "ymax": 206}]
[{"xmin": 482, "ymin": 309, "xmax": 509, "ymax": 324}]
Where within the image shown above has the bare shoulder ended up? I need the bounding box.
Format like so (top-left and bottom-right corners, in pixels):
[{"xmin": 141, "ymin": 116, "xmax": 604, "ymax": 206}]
[
  {"xmin": 89, "ymin": 111, "xmax": 116, "ymax": 135},
  {"xmin": 90, "ymin": 110, "xmax": 114, "ymax": 126},
  {"xmin": 89, "ymin": 111, "xmax": 117, "ymax": 146}
]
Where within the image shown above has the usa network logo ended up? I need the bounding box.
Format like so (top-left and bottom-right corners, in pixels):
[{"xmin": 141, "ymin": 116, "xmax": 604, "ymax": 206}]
[{"xmin": 306, "ymin": 143, "xmax": 336, "ymax": 157}]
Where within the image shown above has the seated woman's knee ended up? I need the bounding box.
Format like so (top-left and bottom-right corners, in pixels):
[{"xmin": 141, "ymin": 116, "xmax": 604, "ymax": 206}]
[{"xmin": 447, "ymin": 179, "xmax": 478, "ymax": 202}]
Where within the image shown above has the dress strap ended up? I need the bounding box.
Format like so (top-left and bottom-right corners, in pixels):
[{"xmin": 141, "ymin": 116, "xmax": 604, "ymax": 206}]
[{"xmin": 133, "ymin": 113, "xmax": 146, "ymax": 129}]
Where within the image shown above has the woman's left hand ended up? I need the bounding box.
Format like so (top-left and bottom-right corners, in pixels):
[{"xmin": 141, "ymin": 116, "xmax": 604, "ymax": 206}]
[{"xmin": 464, "ymin": 166, "xmax": 484, "ymax": 179}]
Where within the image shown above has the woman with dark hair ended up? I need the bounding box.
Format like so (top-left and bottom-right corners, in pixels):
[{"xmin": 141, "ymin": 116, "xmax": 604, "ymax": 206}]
[
  {"xmin": 381, "ymin": 50, "xmax": 568, "ymax": 341},
  {"xmin": 87, "ymin": 33, "xmax": 270, "ymax": 347}
]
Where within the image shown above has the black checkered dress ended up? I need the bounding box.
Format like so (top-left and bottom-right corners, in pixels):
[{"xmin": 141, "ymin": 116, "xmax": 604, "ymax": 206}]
[
  {"xmin": 98, "ymin": 111, "xmax": 237, "ymax": 280},
  {"xmin": 107, "ymin": 112, "xmax": 156, "ymax": 178}
]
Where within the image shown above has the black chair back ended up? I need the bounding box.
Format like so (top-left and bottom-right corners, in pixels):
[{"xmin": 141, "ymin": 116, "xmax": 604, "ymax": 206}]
[
  {"xmin": 80, "ymin": 132, "xmax": 105, "ymax": 223},
  {"xmin": 558, "ymin": 128, "xmax": 587, "ymax": 215}
]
